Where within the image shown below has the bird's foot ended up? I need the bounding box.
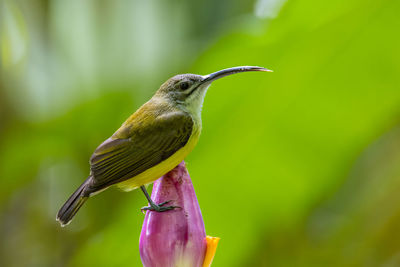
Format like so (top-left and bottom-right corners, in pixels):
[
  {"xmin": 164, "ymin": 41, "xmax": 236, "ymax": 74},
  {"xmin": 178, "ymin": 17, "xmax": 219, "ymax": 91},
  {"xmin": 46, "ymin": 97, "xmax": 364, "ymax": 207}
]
[{"xmin": 141, "ymin": 200, "xmax": 180, "ymax": 213}]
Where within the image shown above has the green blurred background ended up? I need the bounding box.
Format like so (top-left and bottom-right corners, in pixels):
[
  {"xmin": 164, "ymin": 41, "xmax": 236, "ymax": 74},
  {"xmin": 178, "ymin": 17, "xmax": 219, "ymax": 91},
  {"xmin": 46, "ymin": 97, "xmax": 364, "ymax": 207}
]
[{"xmin": 1, "ymin": 0, "xmax": 400, "ymax": 266}]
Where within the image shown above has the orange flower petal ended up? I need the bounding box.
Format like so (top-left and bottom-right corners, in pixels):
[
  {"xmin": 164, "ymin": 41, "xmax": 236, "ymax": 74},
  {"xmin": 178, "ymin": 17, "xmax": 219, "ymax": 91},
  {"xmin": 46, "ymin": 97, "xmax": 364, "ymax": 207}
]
[{"xmin": 202, "ymin": 236, "xmax": 220, "ymax": 267}]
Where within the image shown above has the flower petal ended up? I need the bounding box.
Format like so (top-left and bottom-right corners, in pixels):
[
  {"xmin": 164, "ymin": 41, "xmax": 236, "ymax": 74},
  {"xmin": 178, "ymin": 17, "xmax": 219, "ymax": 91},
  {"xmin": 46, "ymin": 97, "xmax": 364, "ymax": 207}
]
[
  {"xmin": 202, "ymin": 236, "xmax": 220, "ymax": 267},
  {"xmin": 139, "ymin": 162, "xmax": 207, "ymax": 267}
]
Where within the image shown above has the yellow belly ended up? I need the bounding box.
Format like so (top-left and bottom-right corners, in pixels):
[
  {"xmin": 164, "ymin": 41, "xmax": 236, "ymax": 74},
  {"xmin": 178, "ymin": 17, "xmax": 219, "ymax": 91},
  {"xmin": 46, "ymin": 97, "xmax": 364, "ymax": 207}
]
[{"xmin": 116, "ymin": 129, "xmax": 200, "ymax": 191}]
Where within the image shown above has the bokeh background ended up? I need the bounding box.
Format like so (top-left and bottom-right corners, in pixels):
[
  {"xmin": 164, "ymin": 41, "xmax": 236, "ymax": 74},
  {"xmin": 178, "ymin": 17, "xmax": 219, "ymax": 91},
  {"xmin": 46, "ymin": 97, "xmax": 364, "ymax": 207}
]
[{"xmin": 1, "ymin": 0, "xmax": 400, "ymax": 266}]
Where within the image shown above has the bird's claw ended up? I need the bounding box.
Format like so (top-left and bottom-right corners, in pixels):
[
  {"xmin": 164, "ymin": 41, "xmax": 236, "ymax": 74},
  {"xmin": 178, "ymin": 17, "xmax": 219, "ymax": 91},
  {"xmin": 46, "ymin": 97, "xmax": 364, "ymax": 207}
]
[{"xmin": 141, "ymin": 200, "xmax": 180, "ymax": 213}]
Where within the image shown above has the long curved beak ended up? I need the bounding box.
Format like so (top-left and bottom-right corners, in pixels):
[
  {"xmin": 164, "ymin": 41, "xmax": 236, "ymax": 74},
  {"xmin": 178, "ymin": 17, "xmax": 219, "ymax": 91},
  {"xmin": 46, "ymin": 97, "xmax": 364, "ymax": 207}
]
[{"xmin": 201, "ymin": 66, "xmax": 272, "ymax": 84}]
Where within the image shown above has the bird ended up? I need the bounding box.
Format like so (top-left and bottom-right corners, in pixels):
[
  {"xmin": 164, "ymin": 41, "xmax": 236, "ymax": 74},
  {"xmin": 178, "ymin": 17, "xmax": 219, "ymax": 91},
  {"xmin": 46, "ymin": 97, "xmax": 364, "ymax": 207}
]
[{"xmin": 56, "ymin": 66, "xmax": 271, "ymax": 226}]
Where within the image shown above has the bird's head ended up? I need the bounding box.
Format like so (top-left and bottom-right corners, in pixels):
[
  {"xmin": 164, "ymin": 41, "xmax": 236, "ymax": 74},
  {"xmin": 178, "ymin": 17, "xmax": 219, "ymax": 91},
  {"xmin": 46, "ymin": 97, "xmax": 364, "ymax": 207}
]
[{"xmin": 156, "ymin": 66, "xmax": 272, "ymax": 115}]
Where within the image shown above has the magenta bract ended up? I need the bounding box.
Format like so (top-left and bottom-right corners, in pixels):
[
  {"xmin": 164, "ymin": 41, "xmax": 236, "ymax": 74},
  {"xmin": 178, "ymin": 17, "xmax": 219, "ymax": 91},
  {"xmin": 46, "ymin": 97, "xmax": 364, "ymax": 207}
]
[{"xmin": 139, "ymin": 162, "xmax": 207, "ymax": 267}]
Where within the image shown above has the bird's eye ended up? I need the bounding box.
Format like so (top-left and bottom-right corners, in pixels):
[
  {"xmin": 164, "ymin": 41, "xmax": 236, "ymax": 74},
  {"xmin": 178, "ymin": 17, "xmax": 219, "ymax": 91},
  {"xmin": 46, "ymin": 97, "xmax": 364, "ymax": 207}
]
[{"xmin": 179, "ymin": 82, "xmax": 190, "ymax": 90}]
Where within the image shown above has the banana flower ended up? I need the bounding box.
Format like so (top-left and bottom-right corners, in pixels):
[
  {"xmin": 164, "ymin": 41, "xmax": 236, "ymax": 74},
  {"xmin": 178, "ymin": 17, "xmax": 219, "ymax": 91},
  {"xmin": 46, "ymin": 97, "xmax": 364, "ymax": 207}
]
[{"xmin": 139, "ymin": 162, "xmax": 219, "ymax": 267}]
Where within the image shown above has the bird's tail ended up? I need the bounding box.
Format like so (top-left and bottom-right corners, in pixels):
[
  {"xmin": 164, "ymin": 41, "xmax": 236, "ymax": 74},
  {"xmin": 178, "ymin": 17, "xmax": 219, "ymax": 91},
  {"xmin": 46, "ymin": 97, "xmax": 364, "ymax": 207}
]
[{"xmin": 56, "ymin": 177, "xmax": 90, "ymax": 227}]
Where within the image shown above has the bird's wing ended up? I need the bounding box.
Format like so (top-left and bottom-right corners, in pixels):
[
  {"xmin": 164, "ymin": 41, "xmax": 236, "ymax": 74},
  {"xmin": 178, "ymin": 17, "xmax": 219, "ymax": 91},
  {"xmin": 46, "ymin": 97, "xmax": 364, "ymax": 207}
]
[{"xmin": 86, "ymin": 111, "xmax": 193, "ymax": 193}]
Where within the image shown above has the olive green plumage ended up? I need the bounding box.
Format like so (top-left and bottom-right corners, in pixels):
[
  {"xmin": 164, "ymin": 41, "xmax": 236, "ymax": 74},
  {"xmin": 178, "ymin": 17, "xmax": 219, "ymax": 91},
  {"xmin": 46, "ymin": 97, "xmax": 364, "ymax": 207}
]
[
  {"xmin": 57, "ymin": 66, "xmax": 270, "ymax": 226},
  {"xmin": 89, "ymin": 107, "xmax": 194, "ymax": 192}
]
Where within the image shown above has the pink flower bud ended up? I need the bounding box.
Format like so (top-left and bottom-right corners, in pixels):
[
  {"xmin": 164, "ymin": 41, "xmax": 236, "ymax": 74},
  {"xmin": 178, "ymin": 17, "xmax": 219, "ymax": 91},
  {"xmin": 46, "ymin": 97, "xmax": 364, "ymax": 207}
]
[{"xmin": 139, "ymin": 162, "xmax": 218, "ymax": 267}]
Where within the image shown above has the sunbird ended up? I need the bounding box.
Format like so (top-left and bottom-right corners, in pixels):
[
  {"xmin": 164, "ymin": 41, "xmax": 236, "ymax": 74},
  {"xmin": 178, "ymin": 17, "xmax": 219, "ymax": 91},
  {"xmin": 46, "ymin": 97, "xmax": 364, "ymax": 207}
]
[{"xmin": 57, "ymin": 66, "xmax": 271, "ymax": 226}]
